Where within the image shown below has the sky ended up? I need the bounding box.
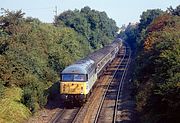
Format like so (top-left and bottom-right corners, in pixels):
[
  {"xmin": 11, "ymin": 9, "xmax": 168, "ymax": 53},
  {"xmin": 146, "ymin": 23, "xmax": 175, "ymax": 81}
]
[{"xmin": 1, "ymin": 0, "xmax": 179, "ymax": 27}]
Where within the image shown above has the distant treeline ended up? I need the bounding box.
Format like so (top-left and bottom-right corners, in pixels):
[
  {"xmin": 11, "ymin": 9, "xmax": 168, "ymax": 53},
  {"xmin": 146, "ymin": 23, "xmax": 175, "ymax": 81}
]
[
  {"xmin": 119, "ymin": 5, "xmax": 180, "ymax": 123},
  {"xmin": 0, "ymin": 6, "xmax": 118, "ymax": 122}
]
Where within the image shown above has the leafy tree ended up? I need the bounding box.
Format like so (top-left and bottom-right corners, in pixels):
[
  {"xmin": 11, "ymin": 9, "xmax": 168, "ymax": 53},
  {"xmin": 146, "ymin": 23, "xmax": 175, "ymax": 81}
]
[
  {"xmin": 123, "ymin": 23, "xmax": 138, "ymax": 50},
  {"xmin": 168, "ymin": 5, "xmax": 180, "ymax": 16},
  {"xmin": 134, "ymin": 7, "xmax": 180, "ymax": 123},
  {"xmin": 0, "ymin": 9, "xmax": 25, "ymax": 35},
  {"xmin": 0, "ymin": 8, "xmax": 91, "ymax": 115},
  {"xmin": 54, "ymin": 6, "xmax": 118, "ymax": 50},
  {"xmin": 135, "ymin": 9, "xmax": 164, "ymax": 48},
  {"xmin": 138, "ymin": 9, "xmax": 164, "ymax": 32}
]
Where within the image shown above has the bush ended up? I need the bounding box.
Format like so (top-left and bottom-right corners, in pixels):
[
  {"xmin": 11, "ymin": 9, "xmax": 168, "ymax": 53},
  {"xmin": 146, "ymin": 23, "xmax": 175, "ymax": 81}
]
[{"xmin": 21, "ymin": 81, "xmax": 48, "ymax": 113}]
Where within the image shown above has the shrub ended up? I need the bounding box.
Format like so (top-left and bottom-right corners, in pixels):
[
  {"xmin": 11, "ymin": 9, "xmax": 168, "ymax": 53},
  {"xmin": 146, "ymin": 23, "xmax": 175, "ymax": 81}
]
[{"xmin": 21, "ymin": 81, "xmax": 48, "ymax": 113}]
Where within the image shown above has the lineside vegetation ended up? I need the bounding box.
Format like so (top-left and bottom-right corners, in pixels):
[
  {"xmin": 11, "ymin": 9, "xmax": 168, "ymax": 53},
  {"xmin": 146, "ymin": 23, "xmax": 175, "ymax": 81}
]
[
  {"xmin": 0, "ymin": 7, "xmax": 118, "ymax": 122},
  {"xmin": 119, "ymin": 5, "xmax": 180, "ymax": 123}
]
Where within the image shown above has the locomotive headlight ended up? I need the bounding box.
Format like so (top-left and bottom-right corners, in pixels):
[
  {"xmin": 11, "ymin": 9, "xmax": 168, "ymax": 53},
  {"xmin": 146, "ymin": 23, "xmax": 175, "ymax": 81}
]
[
  {"xmin": 81, "ymin": 86, "xmax": 83, "ymax": 94},
  {"xmin": 81, "ymin": 86, "xmax": 83, "ymax": 90},
  {"xmin": 63, "ymin": 84, "xmax": 66, "ymax": 91}
]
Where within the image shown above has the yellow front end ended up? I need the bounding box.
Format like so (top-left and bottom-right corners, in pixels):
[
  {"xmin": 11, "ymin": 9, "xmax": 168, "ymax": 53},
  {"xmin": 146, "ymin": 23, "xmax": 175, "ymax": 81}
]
[{"xmin": 60, "ymin": 82, "xmax": 87, "ymax": 95}]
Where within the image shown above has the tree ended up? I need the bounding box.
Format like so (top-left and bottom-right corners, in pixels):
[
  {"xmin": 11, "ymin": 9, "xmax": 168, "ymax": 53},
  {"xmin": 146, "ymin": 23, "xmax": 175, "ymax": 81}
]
[
  {"xmin": 54, "ymin": 6, "xmax": 118, "ymax": 50},
  {"xmin": 138, "ymin": 9, "xmax": 164, "ymax": 32},
  {"xmin": 124, "ymin": 23, "xmax": 138, "ymax": 50},
  {"xmin": 0, "ymin": 9, "xmax": 25, "ymax": 35},
  {"xmin": 168, "ymin": 5, "xmax": 180, "ymax": 16},
  {"xmin": 136, "ymin": 9, "xmax": 164, "ymax": 50},
  {"xmin": 134, "ymin": 7, "xmax": 180, "ymax": 122},
  {"xmin": 0, "ymin": 9, "xmax": 91, "ymax": 116}
]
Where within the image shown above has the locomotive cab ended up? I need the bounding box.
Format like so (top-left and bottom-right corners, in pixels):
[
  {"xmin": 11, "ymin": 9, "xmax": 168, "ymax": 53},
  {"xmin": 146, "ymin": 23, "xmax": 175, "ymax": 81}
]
[
  {"xmin": 60, "ymin": 59, "xmax": 96, "ymax": 103},
  {"xmin": 60, "ymin": 73, "xmax": 87, "ymax": 102}
]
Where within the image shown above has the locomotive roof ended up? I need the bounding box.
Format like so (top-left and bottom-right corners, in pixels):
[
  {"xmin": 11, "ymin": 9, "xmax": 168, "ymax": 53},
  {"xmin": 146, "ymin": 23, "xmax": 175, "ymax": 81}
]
[{"xmin": 61, "ymin": 58, "xmax": 95, "ymax": 74}]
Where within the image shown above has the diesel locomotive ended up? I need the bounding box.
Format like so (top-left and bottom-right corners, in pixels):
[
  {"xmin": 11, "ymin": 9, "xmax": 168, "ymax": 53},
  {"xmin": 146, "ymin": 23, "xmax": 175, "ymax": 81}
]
[{"xmin": 60, "ymin": 38, "xmax": 123, "ymax": 103}]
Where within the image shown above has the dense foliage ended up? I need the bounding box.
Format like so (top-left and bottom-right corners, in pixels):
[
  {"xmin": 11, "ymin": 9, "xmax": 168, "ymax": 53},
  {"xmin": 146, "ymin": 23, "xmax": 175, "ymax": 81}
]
[
  {"xmin": 118, "ymin": 23, "xmax": 138, "ymax": 50},
  {"xmin": 55, "ymin": 6, "xmax": 118, "ymax": 49},
  {"xmin": 0, "ymin": 7, "xmax": 117, "ymax": 121},
  {"xmin": 0, "ymin": 9, "xmax": 89, "ymax": 113},
  {"xmin": 123, "ymin": 5, "xmax": 180, "ymax": 123}
]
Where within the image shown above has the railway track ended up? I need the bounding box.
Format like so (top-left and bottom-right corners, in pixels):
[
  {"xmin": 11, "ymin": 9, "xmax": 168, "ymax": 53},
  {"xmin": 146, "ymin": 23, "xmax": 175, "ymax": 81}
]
[
  {"xmin": 94, "ymin": 44, "xmax": 131, "ymax": 123},
  {"xmin": 50, "ymin": 107, "xmax": 82, "ymax": 123},
  {"xmin": 113, "ymin": 45, "xmax": 131, "ymax": 123}
]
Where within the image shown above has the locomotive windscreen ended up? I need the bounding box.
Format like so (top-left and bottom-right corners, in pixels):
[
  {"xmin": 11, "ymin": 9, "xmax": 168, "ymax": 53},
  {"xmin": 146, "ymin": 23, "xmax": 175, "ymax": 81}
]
[{"xmin": 62, "ymin": 74, "xmax": 86, "ymax": 82}]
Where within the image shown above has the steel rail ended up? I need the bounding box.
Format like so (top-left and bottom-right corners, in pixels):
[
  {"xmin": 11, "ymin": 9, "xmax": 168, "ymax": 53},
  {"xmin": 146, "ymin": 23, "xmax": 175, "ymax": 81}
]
[
  {"xmin": 71, "ymin": 105, "xmax": 85, "ymax": 123},
  {"xmin": 113, "ymin": 45, "xmax": 131, "ymax": 123},
  {"xmin": 51, "ymin": 107, "xmax": 81, "ymax": 123},
  {"xmin": 94, "ymin": 45, "xmax": 127, "ymax": 123},
  {"xmin": 51, "ymin": 108, "xmax": 66, "ymax": 123}
]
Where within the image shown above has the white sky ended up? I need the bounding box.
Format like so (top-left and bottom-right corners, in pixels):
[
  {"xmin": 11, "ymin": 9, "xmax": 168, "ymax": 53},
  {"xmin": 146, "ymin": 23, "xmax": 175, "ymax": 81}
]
[{"xmin": 1, "ymin": 0, "xmax": 179, "ymax": 27}]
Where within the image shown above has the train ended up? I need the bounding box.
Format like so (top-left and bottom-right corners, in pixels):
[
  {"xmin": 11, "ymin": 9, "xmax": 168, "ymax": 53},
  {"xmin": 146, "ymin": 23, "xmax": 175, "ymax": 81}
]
[{"xmin": 60, "ymin": 38, "xmax": 123, "ymax": 103}]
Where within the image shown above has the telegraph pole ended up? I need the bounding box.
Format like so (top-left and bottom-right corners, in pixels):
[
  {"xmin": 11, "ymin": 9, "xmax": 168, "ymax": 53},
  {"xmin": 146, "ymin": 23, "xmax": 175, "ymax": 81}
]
[{"xmin": 54, "ymin": 6, "xmax": 58, "ymax": 16}]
